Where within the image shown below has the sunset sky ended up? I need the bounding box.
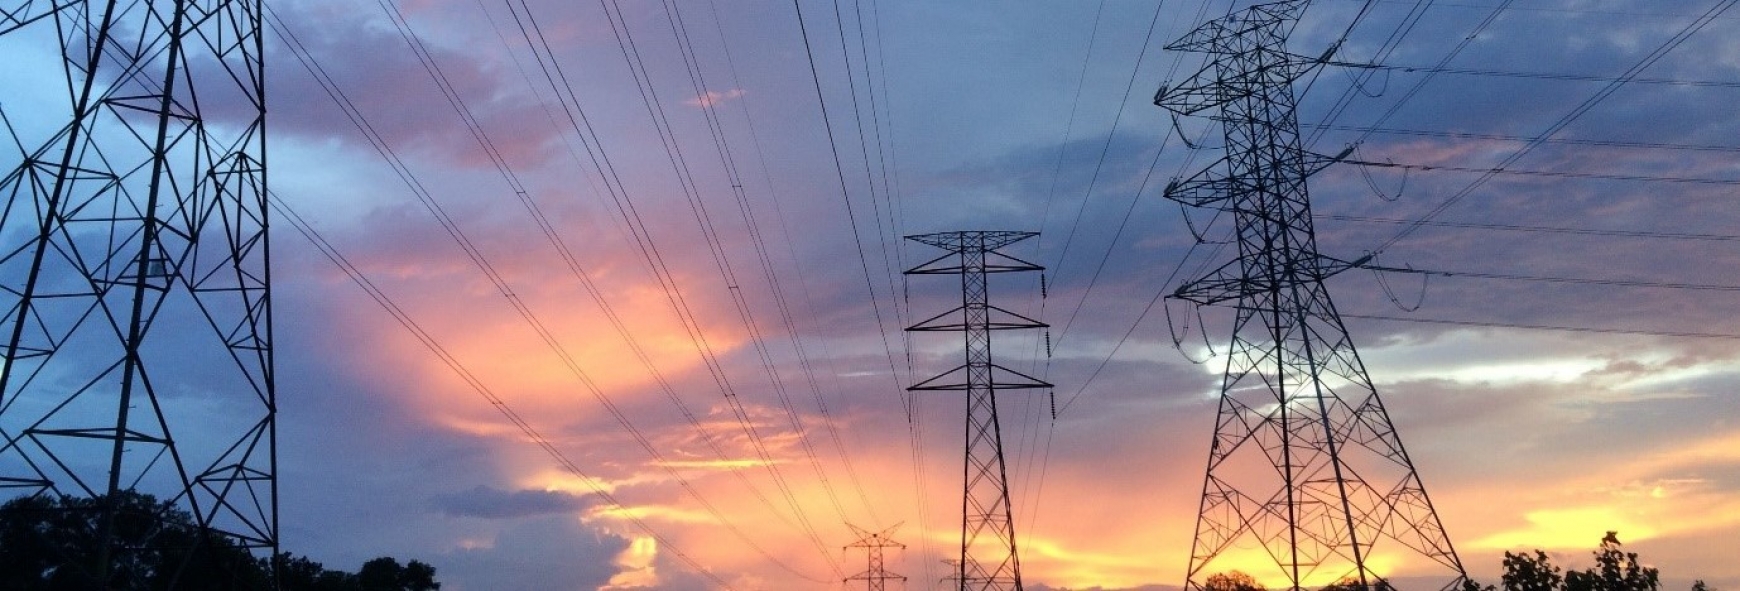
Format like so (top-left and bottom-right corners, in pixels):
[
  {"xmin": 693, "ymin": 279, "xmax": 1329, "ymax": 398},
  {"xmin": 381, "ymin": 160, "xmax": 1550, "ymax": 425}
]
[{"xmin": 5, "ymin": 0, "xmax": 1740, "ymax": 589}]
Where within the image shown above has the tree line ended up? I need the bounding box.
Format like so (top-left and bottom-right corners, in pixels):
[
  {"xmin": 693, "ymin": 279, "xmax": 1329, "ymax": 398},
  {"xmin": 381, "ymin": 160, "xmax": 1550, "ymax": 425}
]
[
  {"xmin": 0, "ymin": 492, "xmax": 440, "ymax": 590},
  {"xmin": 1203, "ymin": 533, "xmax": 1714, "ymax": 591}
]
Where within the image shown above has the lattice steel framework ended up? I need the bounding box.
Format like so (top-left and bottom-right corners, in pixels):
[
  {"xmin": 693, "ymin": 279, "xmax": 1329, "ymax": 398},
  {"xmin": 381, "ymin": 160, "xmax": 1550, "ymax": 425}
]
[
  {"xmin": 845, "ymin": 523, "xmax": 906, "ymax": 591},
  {"xmin": 1152, "ymin": 2, "xmax": 1463, "ymax": 589},
  {"xmin": 907, "ymin": 231, "xmax": 1049, "ymax": 591},
  {"xmin": 0, "ymin": 0, "xmax": 275, "ymax": 585}
]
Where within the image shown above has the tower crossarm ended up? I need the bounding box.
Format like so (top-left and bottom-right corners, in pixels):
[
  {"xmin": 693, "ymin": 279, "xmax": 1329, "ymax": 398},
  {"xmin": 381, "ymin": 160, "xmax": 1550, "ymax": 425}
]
[
  {"xmin": 1152, "ymin": 2, "xmax": 1467, "ymax": 590},
  {"xmin": 905, "ymin": 231, "xmax": 1046, "ymax": 591}
]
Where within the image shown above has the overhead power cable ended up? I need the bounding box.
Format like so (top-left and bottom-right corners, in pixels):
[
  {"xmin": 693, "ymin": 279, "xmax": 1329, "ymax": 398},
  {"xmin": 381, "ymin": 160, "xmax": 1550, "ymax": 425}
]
[
  {"xmin": 1330, "ymin": 60, "xmax": 1740, "ymax": 89},
  {"xmin": 268, "ymin": 6, "xmax": 829, "ymax": 581},
  {"xmin": 375, "ymin": 0, "xmax": 860, "ymax": 562},
  {"xmin": 1302, "ymin": 123, "xmax": 1740, "ymax": 154},
  {"xmin": 826, "ymin": 0, "xmax": 908, "ymax": 349},
  {"xmin": 1327, "ymin": 215, "xmax": 1740, "ymax": 243},
  {"xmin": 266, "ymin": 192, "xmax": 732, "ymax": 589},
  {"xmin": 787, "ymin": 0, "xmax": 907, "ymax": 422},
  {"xmin": 1366, "ymin": 0, "xmax": 1740, "ymax": 256},
  {"xmin": 1043, "ymin": 1, "xmax": 1169, "ymax": 281},
  {"xmin": 1366, "ymin": 265, "xmax": 1740, "ymax": 293},
  {"xmin": 1033, "ymin": 0, "xmax": 1109, "ymax": 259},
  {"xmin": 1302, "ymin": 0, "xmax": 1442, "ymax": 148},
  {"xmin": 1311, "ymin": 0, "xmax": 1514, "ymax": 149},
  {"xmin": 659, "ymin": 0, "xmax": 886, "ymax": 530},
  {"xmin": 502, "ymin": 0, "xmax": 849, "ymax": 577},
  {"xmin": 1345, "ymin": 158, "xmax": 1740, "ymax": 185},
  {"xmin": 1345, "ymin": 0, "xmax": 1740, "ymax": 19},
  {"xmin": 786, "ymin": 1, "xmax": 935, "ymax": 579},
  {"xmin": 690, "ymin": 0, "xmax": 887, "ymax": 528},
  {"xmin": 1343, "ymin": 313, "xmax": 1740, "ymax": 340}
]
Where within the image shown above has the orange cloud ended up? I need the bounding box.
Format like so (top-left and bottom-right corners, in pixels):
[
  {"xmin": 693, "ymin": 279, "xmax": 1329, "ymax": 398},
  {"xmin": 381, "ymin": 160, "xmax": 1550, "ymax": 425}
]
[
  {"xmin": 1466, "ymin": 430, "xmax": 1740, "ymax": 552},
  {"xmin": 602, "ymin": 535, "xmax": 660, "ymax": 589}
]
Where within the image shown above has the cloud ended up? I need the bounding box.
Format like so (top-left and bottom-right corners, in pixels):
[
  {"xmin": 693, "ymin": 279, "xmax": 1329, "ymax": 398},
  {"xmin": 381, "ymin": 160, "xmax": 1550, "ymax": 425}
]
[
  {"xmin": 686, "ymin": 88, "xmax": 747, "ymax": 108},
  {"xmin": 435, "ymin": 514, "xmax": 628, "ymax": 590},
  {"xmin": 431, "ymin": 485, "xmax": 597, "ymax": 519},
  {"xmin": 17, "ymin": 0, "xmax": 1740, "ymax": 588},
  {"xmin": 261, "ymin": 0, "xmax": 570, "ymax": 170}
]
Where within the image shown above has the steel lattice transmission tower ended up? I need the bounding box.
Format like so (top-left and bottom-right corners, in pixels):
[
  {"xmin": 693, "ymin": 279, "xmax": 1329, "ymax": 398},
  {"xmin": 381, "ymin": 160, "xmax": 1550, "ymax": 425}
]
[
  {"xmin": 845, "ymin": 523, "xmax": 907, "ymax": 591},
  {"xmin": 1152, "ymin": 2, "xmax": 1464, "ymax": 589},
  {"xmin": 906, "ymin": 231, "xmax": 1050, "ymax": 591},
  {"xmin": 0, "ymin": 0, "xmax": 276, "ymax": 585}
]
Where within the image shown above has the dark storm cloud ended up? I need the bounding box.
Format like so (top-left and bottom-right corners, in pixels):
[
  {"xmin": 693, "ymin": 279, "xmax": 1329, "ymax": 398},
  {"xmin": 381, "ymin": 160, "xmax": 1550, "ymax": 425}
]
[{"xmin": 431, "ymin": 485, "xmax": 597, "ymax": 519}]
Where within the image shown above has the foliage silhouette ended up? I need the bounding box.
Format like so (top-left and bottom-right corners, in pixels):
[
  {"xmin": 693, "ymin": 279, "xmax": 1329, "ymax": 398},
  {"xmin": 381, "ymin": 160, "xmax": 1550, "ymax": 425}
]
[
  {"xmin": 1502, "ymin": 533, "xmax": 1663, "ymax": 591},
  {"xmin": 1565, "ymin": 536, "xmax": 1659, "ymax": 591},
  {"xmin": 1320, "ymin": 576, "xmax": 1395, "ymax": 591},
  {"xmin": 1204, "ymin": 571, "xmax": 1267, "ymax": 591},
  {"xmin": 356, "ymin": 557, "xmax": 440, "ymax": 591},
  {"xmin": 0, "ymin": 492, "xmax": 440, "ymax": 590},
  {"xmin": 0, "ymin": 491, "xmax": 266, "ymax": 589},
  {"xmin": 1505, "ymin": 550, "xmax": 1566, "ymax": 591}
]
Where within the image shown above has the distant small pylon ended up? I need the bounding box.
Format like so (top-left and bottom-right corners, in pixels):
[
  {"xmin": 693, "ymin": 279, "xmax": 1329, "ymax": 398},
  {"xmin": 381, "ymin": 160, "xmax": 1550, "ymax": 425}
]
[{"xmin": 845, "ymin": 523, "xmax": 907, "ymax": 591}]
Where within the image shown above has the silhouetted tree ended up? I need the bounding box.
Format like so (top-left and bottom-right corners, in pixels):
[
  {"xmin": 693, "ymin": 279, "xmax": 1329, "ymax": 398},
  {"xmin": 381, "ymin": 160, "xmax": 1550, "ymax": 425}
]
[
  {"xmin": 0, "ymin": 492, "xmax": 439, "ymax": 591},
  {"xmin": 1503, "ymin": 533, "xmax": 1663, "ymax": 591},
  {"xmin": 1504, "ymin": 550, "xmax": 1565, "ymax": 591},
  {"xmin": 276, "ymin": 552, "xmax": 374, "ymax": 591},
  {"xmin": 1464, "ymin": 578, "xmax": 1499, "ymax": 591},
  {"xmin": 1204, "ymin": 571, "xmax": 1266, "ymax": 591},
  {"xmin": 0, "ymin": 491, "xmax": 266, "ymax": 589},
  {"xmin": 1564, "ymin": 536, "xmax": 1658, "ymax": 591},
  {"xmin": 1320, "ymin": 576, "xmax": 1394, "ymax": 591},
  {"xmin": 357, "ymin": 556, "xmax": 441, "ymax": 591}
]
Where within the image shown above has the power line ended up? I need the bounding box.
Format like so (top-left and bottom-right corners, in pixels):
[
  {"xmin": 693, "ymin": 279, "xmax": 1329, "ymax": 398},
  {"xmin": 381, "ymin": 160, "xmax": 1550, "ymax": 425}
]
[
  {"xmin": 1343, "ymin": 313, "xmax": 1740, "ymax": 340},
  {"xmin": 689, "ymin": 0, "xmax": 887, "ymax": 529},
  {"xmin": 785, "ymin": 0, "xmax": 932, "ymax": 581},
  {"xmin": 1331, "ymin": 60, "xmax": 1740, "ymax": 89},
  {"xmin": 1043, "ymin": 2, "xmax": 1169, "ymax": 281},
  {"xmin": 1312, "ymin": 0, "xmax": 1515, "ymax": 149},
  {"xmin": 1366, "ymin": 0, "xmax": 1740, "ymax": 256},
  {"xmin": 1366, "ymin": 265, "xmax": 1740, "ymax": 293},
  {"xmin": 269, "ymin": 5, "xmax": 831, "ymax": 581},
  {"xmin": 267, "ymin": 192, "xmax": 734, "ymax": 588},
  {"xmin": 376, "ymin": 0, "xmax": 865, "ymax": 564},
  {"xmin": 655, "ymin": 0, "xmax": 871, "ymax": 536},
  {"xmin": 827, "ymin": 0, "xmax": 908, "ymax": 350},
  {"xmin": 1345, "ymin": 0, "xmax": 1740, "ymax": 19},
  {"xmin": 1303, "ymin": 0, "xmax": 1444, "ymax": 148},
  {"xmin": 1303, "ymin": 123, "xmax": 1740, "ymax": 154},
  {"xmin": 1328, "ymin": 215, "xmax": 1740, "ymax": 242},
  {"xmin": 788, "ymin": 0, "xmax": 908, "ymax": 421},
  {"xmin": 522, "ymin": 0, "xmax": 852, "ymax": 575},
  {"xmin": 1345, "ymin": 158, "xmax": 1740, "ymax": 185}
]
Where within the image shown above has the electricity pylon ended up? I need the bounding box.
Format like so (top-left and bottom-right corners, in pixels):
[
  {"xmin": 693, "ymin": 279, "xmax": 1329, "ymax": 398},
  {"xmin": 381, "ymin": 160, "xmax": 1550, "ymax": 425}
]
[
  {"xmin": 1152, "ymin": 2, "xmax": 1464, "ymax": 589},
  {"xmin": 906, "ymin": 231, "xmax": 1050, "ymax": 591},
  {"xmin": 0, "ymin": 0, "xmax": 276, "ymax": 586},
  {"xmin": 845, "ymin": 523, "xmax": 906, "ymax": 591}
]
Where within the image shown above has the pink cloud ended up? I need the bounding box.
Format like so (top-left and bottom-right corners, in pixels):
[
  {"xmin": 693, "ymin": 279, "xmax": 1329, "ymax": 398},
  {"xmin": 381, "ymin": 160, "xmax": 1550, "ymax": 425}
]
[{"xmin": 685, "ymin": 88, "xmax": 747, "ymax": 109}]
